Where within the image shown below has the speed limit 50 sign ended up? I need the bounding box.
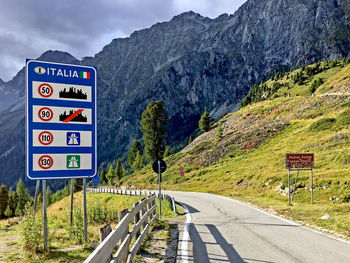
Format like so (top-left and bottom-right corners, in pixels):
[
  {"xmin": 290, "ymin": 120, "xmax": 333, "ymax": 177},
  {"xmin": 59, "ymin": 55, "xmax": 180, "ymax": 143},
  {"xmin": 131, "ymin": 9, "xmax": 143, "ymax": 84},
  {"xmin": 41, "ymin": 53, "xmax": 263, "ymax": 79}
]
[{"xmin": 26, "ymin": 60, "xmax": 97, "ymax": 180}]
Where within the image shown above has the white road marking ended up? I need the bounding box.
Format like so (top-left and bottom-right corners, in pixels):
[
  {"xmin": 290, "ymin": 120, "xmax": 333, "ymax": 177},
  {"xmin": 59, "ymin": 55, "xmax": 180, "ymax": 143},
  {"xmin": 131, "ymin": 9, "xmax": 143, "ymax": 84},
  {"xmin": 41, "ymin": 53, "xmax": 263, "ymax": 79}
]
[
  {"xmin": 217, "ymin": 194, "xmax": 350, "ymax": 245},
  {"xmin": 179, "ymin": 202, "xmax": 191, "ymax": 263}
]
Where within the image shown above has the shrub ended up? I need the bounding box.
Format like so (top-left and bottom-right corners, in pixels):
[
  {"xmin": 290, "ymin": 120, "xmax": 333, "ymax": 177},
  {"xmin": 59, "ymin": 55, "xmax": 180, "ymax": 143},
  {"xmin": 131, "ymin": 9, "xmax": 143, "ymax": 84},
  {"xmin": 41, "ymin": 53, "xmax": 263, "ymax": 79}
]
[
  {"xmin": 309, "ymin": 118, "xmax": 335, "ymax": 132},
  {"xmin": 73, "ymin": 208, "xmax": 84, "ymax": 244},
  {"xmin": 336, "ymin": 109, "xmax": 350, "ymax": 126},
  {"xmin": 23, "ymin": 205, "xmax": 43, "ymax": 252}
]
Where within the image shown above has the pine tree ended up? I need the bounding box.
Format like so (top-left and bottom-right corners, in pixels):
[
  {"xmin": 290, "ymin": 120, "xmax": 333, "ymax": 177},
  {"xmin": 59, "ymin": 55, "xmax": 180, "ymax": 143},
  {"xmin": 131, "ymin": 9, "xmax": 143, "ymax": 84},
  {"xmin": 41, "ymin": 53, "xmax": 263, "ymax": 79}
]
[
  {"xmin": 199, "ymin": 109, "xmax": 211, "ymax": 132},
  {"xmin": 115, "ymin": 159, "xmax": 124, "ymax": 181},
  {"xmin": 100, "ymin": 169, "xmax": 107, "ymax": 184},
  {"xmin": 4, "ymin": 205, "xmax": 12, "ymax": 218},
  {"xmin": 163, "ymin": 146, "xmax": 171, "ymax": 158},
  {"xmin": 132, "ymin": 152, "xmax": 145, "ymax": 170},
  {"xmin": 128, "ymin": 141, "xmax": 143, "ymax": 168},
  {"xmin": 16, "ymin": 179, "xmax": 30, "ymax": 216},
  {"xmin": 7, "ymin": 187, "xmax": 17, "ymax": 217},
  {"xmin": 0, "ymin": 185, "xmax": 9, "ymax": 219},
  {"xmin": 75, "ymin": 179, "xmax": 83, "ymax": 192},
  {"xmin": 140, "ymin": 101, "xmax": 168, "ymax": 161},
  {"xmin": 188, "ymin": 136, "xmax": 192, "ymax": 145},
  {"xmin": 216, "ymin": 122, "xmax": 223, "ymax": 140},
  {"xmin": 106, "ymin": 164, "xmax": 115, "ymax": 185}
]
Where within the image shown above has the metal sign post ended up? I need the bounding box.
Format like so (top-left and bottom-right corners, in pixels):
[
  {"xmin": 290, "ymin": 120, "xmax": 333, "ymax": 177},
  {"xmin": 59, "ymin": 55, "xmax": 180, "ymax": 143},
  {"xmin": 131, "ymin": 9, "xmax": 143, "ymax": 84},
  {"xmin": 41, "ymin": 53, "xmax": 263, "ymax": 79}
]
[
  {"xmin": 83, "ymin": 178, "xmax": 88, "ymax": 242},
  {"xmin": 158, "ymin": 161, "xmax": 162, "ymax": 219},
  {"xmin": 43, "ymin": 180, "xmax": 48, "ymax": 251},
  {"xmin": 152, "ymin": 159, "xmax": 167, "ymax": 219},
  {"xmin": 70, "ymin": 179, "xmax": 74, "ymax": 227},
  {"xmin": 286, "ymin": 153, "xmax": 314, "ymax": 205}
]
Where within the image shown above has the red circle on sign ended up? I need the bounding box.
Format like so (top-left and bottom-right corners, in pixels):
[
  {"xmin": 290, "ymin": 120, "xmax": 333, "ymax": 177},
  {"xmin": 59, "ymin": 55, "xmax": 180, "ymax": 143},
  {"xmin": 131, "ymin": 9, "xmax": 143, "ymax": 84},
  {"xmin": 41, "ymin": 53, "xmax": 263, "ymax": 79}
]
[
  {"xmin": 179, "ymin": 166, "xmax": 184, "ymax": 172},
  {"xmin": 180, "ymin": 171, "xmax": 184, "ymax": 176},
  {"xmin": 38, "ymin": 131, "xmax": 53, "ymax": 145},
  {"xmin": 38, "ymin": 107, "xmax": 53, "ymax": 121},
  {"xmin": 38, "ymin": 155, "xmax": 53, "ymax": 169},
  {"xmin": 38, "ymin": 83, "xmax": 53, "ymax": 98}
]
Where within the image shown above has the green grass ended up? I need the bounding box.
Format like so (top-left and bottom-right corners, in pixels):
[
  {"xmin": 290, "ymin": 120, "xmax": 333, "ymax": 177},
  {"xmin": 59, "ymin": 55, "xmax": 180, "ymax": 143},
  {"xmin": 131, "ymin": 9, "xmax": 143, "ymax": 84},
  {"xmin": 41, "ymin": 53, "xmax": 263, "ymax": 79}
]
[
  {"xmin": 125, "ymin": 63, "xmax": 350, "ymax": 239},
  {"xmin": 0, "ymin": 192, "xmax": 143, "ymax": 262},
  {"xmin": 309, "ymin": 118, "xmax": 336, "ymax": 131}
]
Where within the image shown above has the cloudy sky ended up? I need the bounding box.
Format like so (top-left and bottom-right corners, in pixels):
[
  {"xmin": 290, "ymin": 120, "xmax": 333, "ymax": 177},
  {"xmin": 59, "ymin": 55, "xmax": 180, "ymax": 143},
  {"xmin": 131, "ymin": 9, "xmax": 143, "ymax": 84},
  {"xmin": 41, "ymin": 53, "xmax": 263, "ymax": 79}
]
[{"xmin": 0, "ymin": 0, "xmax": 246, "ymax": 81}]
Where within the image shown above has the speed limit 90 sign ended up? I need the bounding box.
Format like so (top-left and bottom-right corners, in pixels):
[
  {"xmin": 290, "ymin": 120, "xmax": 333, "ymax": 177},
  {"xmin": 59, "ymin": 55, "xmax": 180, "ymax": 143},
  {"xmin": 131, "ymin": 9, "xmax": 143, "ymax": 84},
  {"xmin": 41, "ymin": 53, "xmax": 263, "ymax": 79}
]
[{"xmin": 38, "ymin": 107, "xmax": 53, "ymax": 121}]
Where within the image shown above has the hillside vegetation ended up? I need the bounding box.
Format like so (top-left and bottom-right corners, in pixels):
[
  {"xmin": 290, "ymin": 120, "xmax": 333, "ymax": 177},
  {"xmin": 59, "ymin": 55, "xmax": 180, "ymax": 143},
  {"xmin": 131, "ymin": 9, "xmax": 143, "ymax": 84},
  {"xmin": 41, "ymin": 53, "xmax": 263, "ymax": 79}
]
[
  {"xmin": 0, "ymin": 192, "xmax": 143, "ymax": 262},
  {"xmin": 123, "ymin": 60, "xmax": 350, "ymax": 239}
]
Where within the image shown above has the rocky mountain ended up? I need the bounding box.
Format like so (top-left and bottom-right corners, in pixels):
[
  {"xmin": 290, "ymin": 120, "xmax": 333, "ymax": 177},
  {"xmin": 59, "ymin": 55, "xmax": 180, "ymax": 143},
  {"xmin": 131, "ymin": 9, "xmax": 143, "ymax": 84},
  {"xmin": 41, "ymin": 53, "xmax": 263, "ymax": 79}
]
[{"xmin": 1, "ymin": 0, "xmax": 350, "ymax": 189}]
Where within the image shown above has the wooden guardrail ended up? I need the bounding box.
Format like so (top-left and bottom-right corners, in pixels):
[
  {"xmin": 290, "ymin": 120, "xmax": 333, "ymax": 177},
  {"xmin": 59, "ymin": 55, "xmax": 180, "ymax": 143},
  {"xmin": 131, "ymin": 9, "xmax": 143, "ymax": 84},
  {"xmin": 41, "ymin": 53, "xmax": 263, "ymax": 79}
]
[
  {"xmin": 84, "ymin": 190, "xmax": 157, "ymax": 263},
  {"xmin": 87, "ymin": 188, "xmax": 177, "ymax": 216}
]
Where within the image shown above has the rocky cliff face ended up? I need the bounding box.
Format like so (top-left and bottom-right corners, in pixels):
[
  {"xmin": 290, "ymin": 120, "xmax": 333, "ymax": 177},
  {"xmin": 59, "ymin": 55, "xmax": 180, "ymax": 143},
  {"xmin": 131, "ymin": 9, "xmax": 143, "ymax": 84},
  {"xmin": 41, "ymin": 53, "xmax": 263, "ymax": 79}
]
[{"xmin": 1, "ymin": 0, "xmax": 349, "ymax": 188}]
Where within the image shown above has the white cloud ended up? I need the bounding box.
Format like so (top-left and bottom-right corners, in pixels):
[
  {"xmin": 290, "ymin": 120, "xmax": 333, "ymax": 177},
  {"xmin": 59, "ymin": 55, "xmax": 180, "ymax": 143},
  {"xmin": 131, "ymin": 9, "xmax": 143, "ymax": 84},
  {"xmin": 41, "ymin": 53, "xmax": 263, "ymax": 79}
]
[{"xmin": 0, "ymin": 0, "xmax": 247, "ymax": 81}]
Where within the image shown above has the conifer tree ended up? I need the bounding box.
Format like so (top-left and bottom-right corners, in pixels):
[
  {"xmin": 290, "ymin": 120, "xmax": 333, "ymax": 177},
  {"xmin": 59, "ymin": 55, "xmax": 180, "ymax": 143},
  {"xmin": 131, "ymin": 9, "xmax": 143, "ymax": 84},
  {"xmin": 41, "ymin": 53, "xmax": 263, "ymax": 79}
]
[
  {"xmin": 100, "ymin": 169, "xmax": 107, "ymax": 184},
  {"xmin": 4, "ymin": 205, "xmax": 12, "ymax": 218},
  {"xmin": 132, "ymin": 152, "xmax": 145, "ymax": 170},
  {"xmin": 163, "ymin": 146, "xmax": 171, "ymax": 158},
  {"xmin": 0, "ymin": 184, "xmax": 9, "ymax": 218},
  {"xmin": 140, "ymin": 101, "xmax": 168, "ymax": 161},
  {"xmin": 128, "ymin": 141, "xmax": 143, "ymax": 168},
  {"xmin": 7, "ymin": 187, "xmax": 17, "ymax": 216},
  {"xmin": 188, "ymin": 136, "xmax": 192, "ymax": 145},
  {"xmin": 199, "ymin": 109, "xmax": 211, "ymax": 132},
  {"xmin": 16, "ymin": 179, "xmax": 30, "ymax": 216},
  {"xmin": 75, "ymin": 179, "xmax": 83, "ymax": 192},
  {"xmin": 106, "ymin": 164, "xmax": 115, "ymax": 185},
  {"xmin": 115, "ymin": 159, "xmax": 124, "ymax": 181}
]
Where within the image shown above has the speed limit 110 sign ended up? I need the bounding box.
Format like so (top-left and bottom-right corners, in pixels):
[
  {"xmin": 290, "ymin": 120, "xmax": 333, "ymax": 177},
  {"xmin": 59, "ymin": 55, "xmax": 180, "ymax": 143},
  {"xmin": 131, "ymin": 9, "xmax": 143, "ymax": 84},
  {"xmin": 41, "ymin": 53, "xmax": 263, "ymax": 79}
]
[{"xmin": 26, "ymin": 60, "xmax": 97, "ymax": 180}]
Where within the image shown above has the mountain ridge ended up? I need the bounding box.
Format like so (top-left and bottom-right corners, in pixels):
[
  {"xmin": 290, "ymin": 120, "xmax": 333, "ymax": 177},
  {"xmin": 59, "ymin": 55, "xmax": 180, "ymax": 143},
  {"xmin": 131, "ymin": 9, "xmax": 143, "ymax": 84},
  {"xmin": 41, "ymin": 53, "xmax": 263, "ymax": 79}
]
[{"xmin": 1, "ymin": 0, "xmax": 350, "ymax": 190}]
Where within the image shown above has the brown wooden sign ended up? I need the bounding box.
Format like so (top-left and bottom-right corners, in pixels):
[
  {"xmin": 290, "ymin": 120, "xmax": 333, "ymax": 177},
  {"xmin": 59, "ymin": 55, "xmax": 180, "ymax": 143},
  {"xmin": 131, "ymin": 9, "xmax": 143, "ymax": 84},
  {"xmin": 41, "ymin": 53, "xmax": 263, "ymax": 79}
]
[{"xmin": 286, "ymin": 153, "xmax": 314, "ymax": 169}]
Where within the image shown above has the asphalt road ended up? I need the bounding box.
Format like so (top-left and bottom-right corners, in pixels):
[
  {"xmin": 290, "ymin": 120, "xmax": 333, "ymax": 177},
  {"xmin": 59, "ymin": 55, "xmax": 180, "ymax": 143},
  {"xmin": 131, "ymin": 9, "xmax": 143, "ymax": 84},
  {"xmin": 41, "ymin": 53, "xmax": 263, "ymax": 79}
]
[{"xmin": 165, "ymin": 191, "xmax": 350, "ymax": 263}]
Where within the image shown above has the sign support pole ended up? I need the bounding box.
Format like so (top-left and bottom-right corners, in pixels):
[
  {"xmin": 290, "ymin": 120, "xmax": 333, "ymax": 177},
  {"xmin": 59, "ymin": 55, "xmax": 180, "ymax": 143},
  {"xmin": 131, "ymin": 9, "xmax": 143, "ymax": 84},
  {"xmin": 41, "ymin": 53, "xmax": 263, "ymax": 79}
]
[
  {"xmin": 311, "ymin": 169, "xmax": 314, "ymax": 204},
  {"xmin": 158, "ymin": 160, "xmax": 162, "ymax": 219},
  {"xmin": 83, "ymin": 178, "xmax": 88, "ymax": 242},
  {"xmin": 43, "ymin": 180, "xmax": 48, "ymax": 251},
  {"xmin": 70, "ymin": 179, "xmax": 74, "ymax": 227},
  {"xmin": 288, "ymin": 169, "xmax": 291, "ymax": 205},
  {"xmin": 33, "ymin": 180, "xmax": 40, "ymax": 212}
]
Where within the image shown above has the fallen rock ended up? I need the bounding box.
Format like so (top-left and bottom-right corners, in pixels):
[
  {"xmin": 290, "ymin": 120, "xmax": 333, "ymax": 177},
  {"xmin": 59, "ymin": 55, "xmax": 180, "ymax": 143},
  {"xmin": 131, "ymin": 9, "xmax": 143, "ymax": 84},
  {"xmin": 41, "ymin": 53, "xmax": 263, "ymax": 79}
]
[{"xmin": 319, "ymin": 214, "xmax": 331, "ymax": 220}]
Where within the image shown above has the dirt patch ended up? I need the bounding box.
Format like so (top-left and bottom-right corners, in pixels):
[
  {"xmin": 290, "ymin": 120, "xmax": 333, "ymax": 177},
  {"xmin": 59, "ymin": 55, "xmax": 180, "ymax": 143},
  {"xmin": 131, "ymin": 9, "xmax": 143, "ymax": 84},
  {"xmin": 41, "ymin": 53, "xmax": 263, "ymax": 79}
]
[
  {"xmin": 0, "ymin": 233, "xmax": 23, "ymax": 262},
  {"xmin": 137, "ymin": 222, "xmax": 179, "ymax": 263}
]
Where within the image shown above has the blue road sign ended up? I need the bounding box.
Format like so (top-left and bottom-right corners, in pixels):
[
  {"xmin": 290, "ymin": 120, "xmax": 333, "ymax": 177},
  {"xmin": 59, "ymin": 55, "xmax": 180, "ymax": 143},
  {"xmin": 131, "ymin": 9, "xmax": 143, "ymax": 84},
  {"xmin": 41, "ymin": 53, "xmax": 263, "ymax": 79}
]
[
  {"xmin": 67, "ymin": 132, "xmax": 80, "ymax": 145},
  {"xmin": 92, "ymin": 176, "xmax": 100, "ymax": 185},
  {"xmin": 26, "ymin": 60, "xmax": 97, "ymax": 180}
]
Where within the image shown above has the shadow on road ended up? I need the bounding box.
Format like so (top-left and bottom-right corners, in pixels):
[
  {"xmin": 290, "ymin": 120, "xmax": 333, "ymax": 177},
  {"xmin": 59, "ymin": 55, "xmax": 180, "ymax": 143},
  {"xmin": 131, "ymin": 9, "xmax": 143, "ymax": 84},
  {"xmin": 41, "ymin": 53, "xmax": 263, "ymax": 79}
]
[
  {"xmin": 188, "ymin": 223, "xmax": 244, "ymax": 262},
  {"xmin": 206, "ymin": 224, "xmax": 245, "ymax": 263},
  {"xmin": 186, "ymin": 223, "xmax": 276, "ymax": 263},
  {"xmin": 183, "ymin": 203, "xmax": 201, "ymax": 214}
]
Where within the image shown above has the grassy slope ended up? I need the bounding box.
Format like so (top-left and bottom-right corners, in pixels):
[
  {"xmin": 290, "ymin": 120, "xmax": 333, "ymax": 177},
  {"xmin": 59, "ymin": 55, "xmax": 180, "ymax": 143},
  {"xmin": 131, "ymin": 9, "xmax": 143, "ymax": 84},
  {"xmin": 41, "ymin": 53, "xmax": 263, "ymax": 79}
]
[
  {"xmin": 124, "ymin": 62, "xmax": 350, "ymax": 239},
  {"xmin": 0, "ymin": 192, "xmax": 143, "ymax": 262}
]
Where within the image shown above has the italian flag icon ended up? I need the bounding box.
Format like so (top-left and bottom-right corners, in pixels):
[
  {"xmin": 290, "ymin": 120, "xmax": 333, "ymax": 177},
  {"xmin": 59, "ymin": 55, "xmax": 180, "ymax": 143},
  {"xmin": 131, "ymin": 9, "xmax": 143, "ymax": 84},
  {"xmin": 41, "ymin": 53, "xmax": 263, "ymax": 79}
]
[{"xmin": 80, "ymin": 71, "xmax": 90, "ymax": 79}]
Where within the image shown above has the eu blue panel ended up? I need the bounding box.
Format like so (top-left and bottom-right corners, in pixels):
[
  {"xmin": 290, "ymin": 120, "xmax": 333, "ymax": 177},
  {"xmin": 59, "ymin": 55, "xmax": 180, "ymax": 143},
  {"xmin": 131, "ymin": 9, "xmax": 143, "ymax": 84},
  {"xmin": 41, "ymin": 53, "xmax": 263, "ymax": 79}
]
[{"xmin": 26, "ymin": 59, "xmax": 97, "ymax": 180}]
